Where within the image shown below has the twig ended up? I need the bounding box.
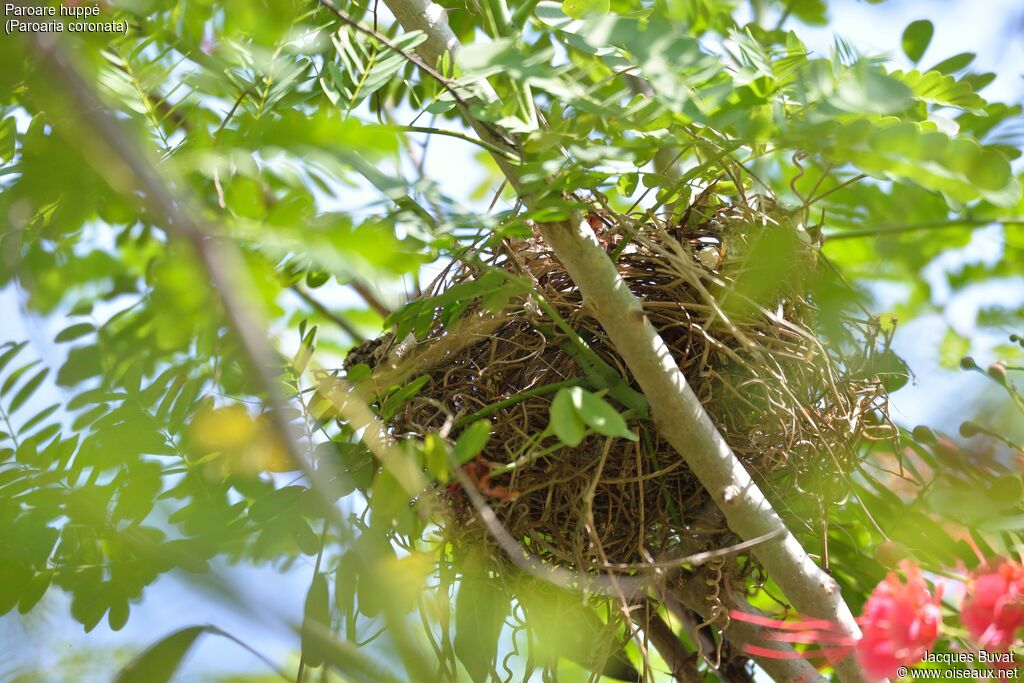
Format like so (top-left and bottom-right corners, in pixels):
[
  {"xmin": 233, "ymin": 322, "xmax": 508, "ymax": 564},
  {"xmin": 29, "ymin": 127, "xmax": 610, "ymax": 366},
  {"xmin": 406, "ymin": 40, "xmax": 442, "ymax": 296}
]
[
  {"xmin": 399, "ymin": 124, "xmax": 520, "ymax": 161},
  {"xmin": 213, "ymin": 84, "xmax": 256, "ymax": 140},
  {"xmin": 805, "ymin": 173, "xmax": 866, "ymax": 207},
  {"xmin": 350, "ymin": 279, "xmax": 392, "ymax": 319},
  {"xmin": 634, "ymin": 604, "xmax": 702, "ymax": 683},
  {"xmin": 597, "ymin": 529, "xmax": 785, "ymax": 572},
  {"xmin": 667, "ymin": 580, "xmax": 828, "ymax": 683},
  {"xmin": 292, "ymin": 284, "xmax": 366, "ymax": 342}
]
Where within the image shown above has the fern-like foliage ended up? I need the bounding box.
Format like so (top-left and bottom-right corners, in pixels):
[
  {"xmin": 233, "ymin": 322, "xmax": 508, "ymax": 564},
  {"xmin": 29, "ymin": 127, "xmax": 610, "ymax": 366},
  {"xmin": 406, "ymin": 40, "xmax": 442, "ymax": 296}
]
[
  {"xmin": 890, "ymin": 69, "xmax": 987, "ymax": 113},
  {"xmin": 321, "ymin": 26, "xmax": 427, "ymax": 115}
]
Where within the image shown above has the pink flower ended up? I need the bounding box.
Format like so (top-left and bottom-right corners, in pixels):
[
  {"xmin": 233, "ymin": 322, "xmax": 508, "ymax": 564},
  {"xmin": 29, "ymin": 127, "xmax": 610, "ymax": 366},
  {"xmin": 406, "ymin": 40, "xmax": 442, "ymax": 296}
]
[
  {"xmin": 960, "ymin": 558, "xmax": 1024, "ymax": 651},
  {"xmin": 855, "ymin": 561, "xmax": 942, "ymax": 680}
]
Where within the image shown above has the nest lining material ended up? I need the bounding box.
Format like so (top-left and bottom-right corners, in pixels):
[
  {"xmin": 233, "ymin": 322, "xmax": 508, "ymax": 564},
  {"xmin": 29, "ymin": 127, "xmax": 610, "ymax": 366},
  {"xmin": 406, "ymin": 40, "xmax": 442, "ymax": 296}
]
[{"xmin": 359, "ymin": 193, "xmax": 894, "ymax": 574}]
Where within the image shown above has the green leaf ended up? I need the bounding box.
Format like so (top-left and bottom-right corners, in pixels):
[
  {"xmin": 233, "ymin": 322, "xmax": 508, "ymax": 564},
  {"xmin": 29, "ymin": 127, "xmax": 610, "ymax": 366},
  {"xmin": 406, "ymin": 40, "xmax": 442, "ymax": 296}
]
[
  {"xmin": 380, "ymin": 375, "xmax": 430, "ymax": 420},
  {"xmin": 550, "ymin": 388, "xmax": 585, "ymax": 446},
  {"xmin": 454, "ymin": 569, "xmax": 507, "ymax": 683},
  {"xmin": 1, "ymin": 359, "xmax": 40, "ymax": 397},
  {"xmin": 939, "ymin": 328, "xmax": 970, "ymax": 369},
  {"xmin": 57, "ymin": 346, "xmax": 102, "ymax": 387},
  {"xmin": 335, "ymin": 551, "xmax": 357, "ymax": 620},
  {"xmin": 0, "ymin": 117, "xmax": 15, "ymax": 163},
  {"xmin": 561, "ymin": 0, "xmax": 609, "ymax": 20},
  {"xmin": 928, "ymin": 52, "xmax": 975, "ymax": 74},
  {"xmin": 301, "ymin": 614, "xmax": 404, "ymax": 683},
  {"xmin": 422, "ymin": 432, "xmax": 450, "ymax": 482},
  {"xmin": 833, "ymin": 67, "xmax": 913, "ymax": 115},
  {"xmin": 9, "ymin": 368, "xmax": 48, "ymax": 414},
  {"xmin": 889, "ymin": 69, "xmax": 986, "ymax": 113},
  {"xmin": 458, "ymin": 38, "xmax": 519, "ymax": 75},
  {"xmin": 292, "ymin": 324, "xmax": 317, "ymax": 375},
  {"xmin": 786, "ymin": 0, "xmax": 827, "ymax": 25},
  {"xmin": 20, "ymin": 402, "xmax": 60, "ymax": 434},
  {"xmin": 454, "ymin": 420, "xmax": 492, "ymax": 465},
  {"xmin": 302, "ymin": 573, "xmax": 331, "ymax": 668},
  {"xmin": 571, "ymin": 15, "xmax": 720, "ymax": 110},
  {"xmin": 55, "ymin": 323, "xmax": 95, "ymax": 343},
  {"xmin": 518, "ymin": 581, "xmax": 638, "ymax": 680},
  {"xmin": 108, "ymin": 597, "xmax": 130, "ymax": 631},
  {"xmin": 0, "ymin": 560, "xmax": 32, "ymax": 615},
  {"xmin": 0, "ymin": 342, "xmax": 27, "ymax": 376},
  {"xmin": 370, "ymin": 469, "xmax": 416, "ymax": 534},
  {"xmin": 328, "ymin": 28, "xmax": 428, "ymax": 114},
  {"xmin": 17, "ymin": 571, "xmax": 52, "ymax": 614},
  {"xmin": 114, "ymin": 626, "xmax": 207, "ymax": 683},
  {"xmin": 249, "ymin": 485, "xmax": 304, "ymax": 523},
  {"xmin": 901, "ymin": 20, "xmax": 933, "ymax": 64},
  {"xmin": 870, "ymin": 349, "xmax": 910, "ymax": 393},
  {"xmin": 817, "ymin": 119, "xmax": 1018, "ymax": 206},
  {"xmin": 569, "ymin": 387, "xmax": 638, "ymax": 441}
]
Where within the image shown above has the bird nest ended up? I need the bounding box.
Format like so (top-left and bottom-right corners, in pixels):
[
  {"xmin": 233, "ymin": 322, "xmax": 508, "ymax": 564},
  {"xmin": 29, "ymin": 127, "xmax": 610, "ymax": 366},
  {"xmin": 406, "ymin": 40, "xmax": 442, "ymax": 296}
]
[{"xmin": 353, "ymin": 193, "xmax": 895, "ymax": 576}]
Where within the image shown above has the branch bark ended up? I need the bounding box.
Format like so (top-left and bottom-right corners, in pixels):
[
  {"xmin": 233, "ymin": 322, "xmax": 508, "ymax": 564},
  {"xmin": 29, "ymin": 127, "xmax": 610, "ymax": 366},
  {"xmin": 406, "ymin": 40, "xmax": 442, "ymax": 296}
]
[
  {"xmin": 534, "ymin": 221, "xmax": 864, "ymax": 682},
  {"xmin": 669, "ymin": 574, "xmax": 828, "ymax": 683},
  {"xmin": 371, "ymin": 2, "xmax": 869, "ymax": 681},
  {"xmin": 634, "ymin": 604, "xmax": 702, "ymax": 683}
]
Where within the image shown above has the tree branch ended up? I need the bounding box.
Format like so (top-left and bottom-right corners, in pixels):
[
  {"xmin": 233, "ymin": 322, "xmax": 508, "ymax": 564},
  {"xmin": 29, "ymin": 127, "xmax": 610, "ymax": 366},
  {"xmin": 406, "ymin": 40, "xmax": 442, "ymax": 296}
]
[
  {"xmin": 634, "ymin": 604, "xmax": 702, "ymax": 683},
  {"xmin": 292, "ymin": 284, "xmax": 366, "ymax": 342},
  {"xmin": 532, "ymin": 220, "xmax": 866, "ymax": 673},
  {"xmin": 349, "ymin": 278, "xmax": 393, "ymax": 319},
  {"xmin": 668, "ymin": 573, "xmax": 828, "ymax": 683},
  {"xmin": 373, "ymin": 2, "xmax": 870, "ymax": 681}
]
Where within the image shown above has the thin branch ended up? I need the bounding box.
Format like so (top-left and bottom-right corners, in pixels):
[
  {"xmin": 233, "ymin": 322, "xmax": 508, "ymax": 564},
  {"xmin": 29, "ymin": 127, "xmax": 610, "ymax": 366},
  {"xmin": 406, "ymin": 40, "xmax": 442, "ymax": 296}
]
[
  {"xmin": 634, "ymin": 604, "xmax": 702, "ymax": 683},
  {"xmin": 805, "ymin": 173, "xmax": 866, "ymax": 207},
  {"xmin": 665, "ymin": 587, "xmax": 828, "ymax": 683},
  {"xmin": 350, "ymin": 279, "xmax": 392, "ymax": 319},
  {"xmin": 399, "ymin": 124, "xmax": 520, "ymax": 161},
  {"xmin": 292, "ymin": 284, "xmax": 366, "ymax": 342},
  {"xmin": 213, "ymin": 84, "xmax": 256, "ymax": 140}
]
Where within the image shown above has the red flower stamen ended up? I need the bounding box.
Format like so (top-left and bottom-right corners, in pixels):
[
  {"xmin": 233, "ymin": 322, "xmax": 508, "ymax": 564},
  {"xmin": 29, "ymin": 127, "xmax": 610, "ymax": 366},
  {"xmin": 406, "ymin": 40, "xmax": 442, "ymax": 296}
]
[{"xmin": 732, "ymin": 561, "xmax": 941, "ymax": 682}]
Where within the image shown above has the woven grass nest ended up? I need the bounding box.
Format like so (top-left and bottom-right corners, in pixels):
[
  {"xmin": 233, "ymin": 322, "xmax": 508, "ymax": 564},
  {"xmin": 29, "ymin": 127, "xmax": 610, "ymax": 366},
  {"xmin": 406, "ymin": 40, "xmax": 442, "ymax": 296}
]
[{"xmin": 358, "ymin": 192, "xmax": 896, "ymax": 576}]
